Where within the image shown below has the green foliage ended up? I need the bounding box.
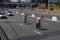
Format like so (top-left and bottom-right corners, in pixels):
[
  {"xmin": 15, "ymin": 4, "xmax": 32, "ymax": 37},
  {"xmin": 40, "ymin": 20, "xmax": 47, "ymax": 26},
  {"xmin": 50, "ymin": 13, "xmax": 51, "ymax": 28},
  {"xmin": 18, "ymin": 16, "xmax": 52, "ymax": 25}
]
[
  {"xmin": 31, "ymin": 0, "xmax": 35, "ymax": 3},
  {"xmin": 0, "ymin": 0, "xmax": 3, "ymax": 2},
  {"xmin": 55, "ymin": 0, "xmax": 60, "ymax": 6},
  {"xmin": 50, "ymin": 1, "xmax": 53, "ymax": 4},
  {"xmin": 46, "ymin": 0, "xmax": 48, "ymax": 9}
]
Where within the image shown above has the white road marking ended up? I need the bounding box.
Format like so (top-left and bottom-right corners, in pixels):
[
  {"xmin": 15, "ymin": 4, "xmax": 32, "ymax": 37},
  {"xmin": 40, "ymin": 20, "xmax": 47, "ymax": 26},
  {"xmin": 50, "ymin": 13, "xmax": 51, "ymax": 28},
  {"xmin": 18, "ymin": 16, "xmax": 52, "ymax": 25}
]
[
  {"xmin": 19, "ymin": 23, "xmax": 23, "ymax": 26},
  {"xmin": 34, "ymin": 31, "xmax": 42, "ymax": 35}
]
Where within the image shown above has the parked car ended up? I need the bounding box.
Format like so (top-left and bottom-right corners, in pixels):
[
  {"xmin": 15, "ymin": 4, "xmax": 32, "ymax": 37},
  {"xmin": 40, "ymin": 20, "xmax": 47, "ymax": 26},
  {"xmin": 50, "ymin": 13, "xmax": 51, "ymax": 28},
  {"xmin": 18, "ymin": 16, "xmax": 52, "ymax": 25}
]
[
  {"xmin": 0, "ymin": 12, "xmax": 8, "ymax": 19},
  {"xmin": 20, "ymin": 4, "xmax": 26, "ymax": 8},
  {"xmin": 7, "ymin": 11, "xmax": 14, "ymax": 16}
]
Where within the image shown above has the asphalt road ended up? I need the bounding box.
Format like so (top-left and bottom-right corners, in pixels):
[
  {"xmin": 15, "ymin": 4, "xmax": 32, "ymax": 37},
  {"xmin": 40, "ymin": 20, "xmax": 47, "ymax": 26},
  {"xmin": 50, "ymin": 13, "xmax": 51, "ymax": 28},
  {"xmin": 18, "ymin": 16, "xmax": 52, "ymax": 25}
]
[{"xmin": 0, "ymin": 9, "xmax": 60, "ymax": 40}]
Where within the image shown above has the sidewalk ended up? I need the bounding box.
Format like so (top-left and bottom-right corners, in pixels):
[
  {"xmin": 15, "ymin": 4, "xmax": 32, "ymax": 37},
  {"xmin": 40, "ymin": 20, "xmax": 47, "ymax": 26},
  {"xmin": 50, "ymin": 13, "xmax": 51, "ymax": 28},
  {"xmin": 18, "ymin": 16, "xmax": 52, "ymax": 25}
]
[{"xmin": 31, "ymin": 9, "xmax": 60, "ymax": 15}]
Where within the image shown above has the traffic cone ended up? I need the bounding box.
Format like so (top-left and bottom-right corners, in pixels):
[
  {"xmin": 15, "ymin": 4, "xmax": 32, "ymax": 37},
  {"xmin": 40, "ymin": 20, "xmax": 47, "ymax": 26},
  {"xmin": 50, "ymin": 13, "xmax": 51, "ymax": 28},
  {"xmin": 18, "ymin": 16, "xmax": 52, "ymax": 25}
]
[
  {"xmin": 32, "ymin": 14, "xmax": 35, "ymax": 17},
  {"xmin": 52, "ymin": 16, "xmax": 57, "ymax": 21},
  {"xmin": 16, "ymin": 12, "xmax": 18, "ymax": 14},
  {"xmin": 21, "ymin": 12, "xmax": 24, "ymax": 15}
]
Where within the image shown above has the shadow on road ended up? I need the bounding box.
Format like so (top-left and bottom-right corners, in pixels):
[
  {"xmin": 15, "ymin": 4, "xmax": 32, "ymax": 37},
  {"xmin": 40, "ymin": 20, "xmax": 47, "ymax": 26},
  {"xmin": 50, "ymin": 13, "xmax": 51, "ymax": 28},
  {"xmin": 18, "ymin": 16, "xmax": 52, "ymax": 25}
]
[
  {"xmin": 20, "ymin": 34, "xmax": 47, "ymax": 40},
  {"xmin": 46, "ymin": 30, "xmax": 60, "ymax": 37},
  {"xmin": 40, "ymin": 29, "xmax": 48, "ymax": 30}
]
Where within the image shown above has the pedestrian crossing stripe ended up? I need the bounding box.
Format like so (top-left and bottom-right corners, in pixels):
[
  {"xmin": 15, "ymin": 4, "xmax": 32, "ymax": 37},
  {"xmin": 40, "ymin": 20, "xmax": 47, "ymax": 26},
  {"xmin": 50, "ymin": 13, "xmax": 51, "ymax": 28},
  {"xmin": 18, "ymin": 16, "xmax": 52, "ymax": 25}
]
[{"xmin": 34, "ymin": 31, "xmax": 42, "ymax": 35}]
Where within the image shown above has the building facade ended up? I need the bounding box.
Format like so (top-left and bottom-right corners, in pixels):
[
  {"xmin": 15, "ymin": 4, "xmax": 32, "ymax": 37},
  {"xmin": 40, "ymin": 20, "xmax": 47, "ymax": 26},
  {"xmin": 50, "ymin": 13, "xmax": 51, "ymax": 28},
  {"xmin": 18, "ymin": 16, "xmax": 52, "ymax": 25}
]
[
  {"xmin": 48, "ymin": 0, "xmax": 60, "ymax": 4},
  {"xmin": 0, "ymin": 0, "xmax": 11, "ymax": 2},
  {"xmin": 0, "ymin": 0, "xmax": 48, "ymax": 8}
]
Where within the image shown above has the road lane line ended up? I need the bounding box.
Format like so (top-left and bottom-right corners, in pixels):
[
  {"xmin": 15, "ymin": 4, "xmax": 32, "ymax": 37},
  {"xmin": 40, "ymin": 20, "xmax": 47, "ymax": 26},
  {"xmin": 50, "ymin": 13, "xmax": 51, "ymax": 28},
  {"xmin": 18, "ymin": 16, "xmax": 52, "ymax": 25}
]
[{"xmin": 34, "ymin": 31, "xmax": 42, "ymax": 35}]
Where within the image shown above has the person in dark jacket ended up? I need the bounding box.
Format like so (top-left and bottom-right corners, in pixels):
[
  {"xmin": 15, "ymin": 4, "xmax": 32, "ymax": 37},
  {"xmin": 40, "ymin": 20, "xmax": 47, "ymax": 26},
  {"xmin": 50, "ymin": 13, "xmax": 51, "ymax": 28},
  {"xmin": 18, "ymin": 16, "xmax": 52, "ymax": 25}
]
[{"xmin": 24, "ymin": 14, "xmax": 27, "ymax": 23}]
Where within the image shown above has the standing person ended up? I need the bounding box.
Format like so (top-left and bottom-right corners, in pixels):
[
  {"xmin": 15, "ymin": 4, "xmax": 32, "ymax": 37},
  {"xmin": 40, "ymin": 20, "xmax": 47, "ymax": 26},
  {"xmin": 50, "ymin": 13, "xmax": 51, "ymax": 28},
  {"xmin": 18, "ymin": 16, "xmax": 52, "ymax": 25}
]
[
  {"xmin": 38, "ymin": 18, "xmax": 41, "ymax": 29},
  {"xmin": 24, "ymin": 14, "xmax": 27, "ymax": 23},
  {"xmin": 36, "ymin": 17, "xmax": 41, "ymax": 29},
  {"xmin": 36, "ymin": 18, "xmax": 39, "ymax": 29}
]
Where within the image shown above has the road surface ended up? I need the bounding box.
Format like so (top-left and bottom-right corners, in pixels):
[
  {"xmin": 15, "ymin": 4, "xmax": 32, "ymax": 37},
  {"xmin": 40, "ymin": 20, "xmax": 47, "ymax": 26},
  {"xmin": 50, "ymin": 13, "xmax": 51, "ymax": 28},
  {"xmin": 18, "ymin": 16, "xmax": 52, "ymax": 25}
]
[{"xmin": 0, "ymin": 8, "xmax": 60, "ymax": 40}]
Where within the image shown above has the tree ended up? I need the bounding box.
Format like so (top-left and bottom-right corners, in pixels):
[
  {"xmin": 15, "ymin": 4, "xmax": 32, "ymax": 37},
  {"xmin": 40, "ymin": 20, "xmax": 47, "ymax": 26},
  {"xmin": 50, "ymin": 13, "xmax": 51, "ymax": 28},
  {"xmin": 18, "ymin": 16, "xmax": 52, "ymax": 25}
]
[
  {"xmin": 50, "ymin": 1, "xmax": 53, "ymax": 4},
  {"xmin": 46, "ymin": 0, "xmax": 48, "ymax": 8},
  {"xmin": 31, "ymin": 0, "xmax": 35, "ymax": 3},
  {"xmin": 0, "ymin": 0, "xmax": 3, "ymax": 2},
  {"xmin": 55, "ymin": 0, "xmax": 60, "ymax": 7}
]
